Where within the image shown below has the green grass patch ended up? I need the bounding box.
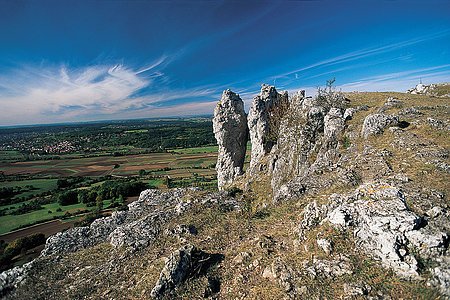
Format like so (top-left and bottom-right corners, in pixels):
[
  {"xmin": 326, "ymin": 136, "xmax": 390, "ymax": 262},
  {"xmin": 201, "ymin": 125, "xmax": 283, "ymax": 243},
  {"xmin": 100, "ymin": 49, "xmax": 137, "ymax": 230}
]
[
  {"xmin": 0, "ymin": 150, "xmax": 25, "ymax": 161},
  {"xmin": 0, "ymin": 200, "xmax": 113, "ymax": 234},
  {"xmin": 147, "ymin": 178, "xmax": 164, "ymax": 188},
  {"xmin": 170, "ymin": 145, "xmax": 218, "ymax": 154},
  {"xmin": 0, "ymin": 202, "xmax": 84, "ymax": 234},
  {"xmin": 0, "ymin": 178, "xmax": 58, "ymax": 200}
]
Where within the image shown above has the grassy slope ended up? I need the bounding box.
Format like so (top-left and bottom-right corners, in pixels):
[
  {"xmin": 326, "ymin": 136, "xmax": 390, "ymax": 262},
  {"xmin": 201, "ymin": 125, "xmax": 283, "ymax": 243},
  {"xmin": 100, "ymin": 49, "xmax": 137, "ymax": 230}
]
[{"xmin": 6, "ymin": 92, "xmax": 450, "ymax": 299}]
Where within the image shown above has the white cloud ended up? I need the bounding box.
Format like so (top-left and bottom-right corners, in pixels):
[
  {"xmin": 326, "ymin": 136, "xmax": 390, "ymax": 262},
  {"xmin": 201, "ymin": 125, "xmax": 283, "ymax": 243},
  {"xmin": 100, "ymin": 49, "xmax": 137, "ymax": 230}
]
[
  {"xmin": 135, "ymin": 55, "xmax": 169, "ymax": 75},
  {"xmin": 338, "ymin": 65, "xmax": 450, "ymax": 92},
  {"xmin": 274, "ymin": 30, "xmax": 450, "ymax": 80},
  {"xmin": 0, "ymin": 60, "xmax": 223, "ymax": 125}
]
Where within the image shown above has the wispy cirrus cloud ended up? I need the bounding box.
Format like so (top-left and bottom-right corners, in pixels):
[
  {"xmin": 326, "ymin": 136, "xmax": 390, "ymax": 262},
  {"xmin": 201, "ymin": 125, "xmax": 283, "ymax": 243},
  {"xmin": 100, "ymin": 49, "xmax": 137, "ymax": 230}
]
[
  {"xmin": 338, "ymin": 64, "xmax": 450, "ymax": 91},
  {"xmin": 274, "ymin": 29, "xmax": 450, "ymax": 81},
  {"xmin": 0, "ymin": 57, "xmax": 221, "ymax": 125},
  {"xmin": 135, "ymin": 55, "xmax": 171, "ymax": 75}
]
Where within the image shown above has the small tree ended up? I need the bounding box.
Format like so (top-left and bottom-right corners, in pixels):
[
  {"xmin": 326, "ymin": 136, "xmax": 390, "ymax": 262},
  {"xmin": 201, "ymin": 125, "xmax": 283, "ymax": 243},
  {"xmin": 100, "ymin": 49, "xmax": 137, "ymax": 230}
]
[
  {"xmin": 316, "ymin": 78, "xmax": 347, "ymax": 110},
  {"xmin": 95, "ymin": 194, "xmax": 103, "ymax": 211},
  {"xmin": 57, "ymin": 179, "xmax": 69, "ymax": 189},
  {"xmin": 58, "ymin": 190, "xmax": 78, "ymax": 206}
]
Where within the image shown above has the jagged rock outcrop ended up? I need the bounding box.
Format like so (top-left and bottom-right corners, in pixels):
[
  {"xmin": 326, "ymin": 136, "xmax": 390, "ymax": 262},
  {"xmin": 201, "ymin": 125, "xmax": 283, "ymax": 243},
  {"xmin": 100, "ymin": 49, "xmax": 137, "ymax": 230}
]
[
  {"xmin": 324, "ymin": 108, "xmax": 345, "ymax": 141},
  {"xmin": 247, "ymin": 84, "xmax": 289, "ymax": 171},
  {"xmin": 269, "ymin": 91, "xmax": 324, "ymax": 200},
  {"xmin": 0, "ymin": 262, "xmax": 33, "ymax": 296},
  {"xmin": 150, "ymin": 244, "xmax": 210, "ymax": 298},
  {"xmin": 344, "ymin": 105, "xmax": 368, "ymax": 121},
  {"xmin": 324, "ymin": 183, "xmax": 448, "ymax": 287},
  {"xmin": 361, "ymin": 113, "xmax": 399, "ymax": 138},
  {"xmin": 407, "ymin": 82, "xmax": 450, "ymax": 97},
  {"xmin": 295, "ymin": 182, "xmax": 449, "ymax": 295},
  {"xmin": 408, "ymin": 83, "xmax": 430, "ymax": 95},
  {"xmin": 42, "ymin": 189, "xmax": 241, "ymax": 256},
  {"xmin": 270, "ymin": 90, "xmax": 348, "ymax": 201},
  {"xmin": 42, "ymin": 189, "xmax": 187, "ymax": 256},
  {"xmin": 213, "ymin": 90, "xmax": 248, "ymax": 190}
]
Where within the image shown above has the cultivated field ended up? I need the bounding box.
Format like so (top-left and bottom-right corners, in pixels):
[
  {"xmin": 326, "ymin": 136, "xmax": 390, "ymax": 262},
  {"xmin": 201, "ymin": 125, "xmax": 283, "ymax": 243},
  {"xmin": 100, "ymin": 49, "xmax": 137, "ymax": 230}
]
[
  {"xmin": 0, "ymin": 146, "xmax": 223, "ymax": 237},
  {"xmin": 0, "ymin": 147, "xmax": 218, "ymax": 177}
]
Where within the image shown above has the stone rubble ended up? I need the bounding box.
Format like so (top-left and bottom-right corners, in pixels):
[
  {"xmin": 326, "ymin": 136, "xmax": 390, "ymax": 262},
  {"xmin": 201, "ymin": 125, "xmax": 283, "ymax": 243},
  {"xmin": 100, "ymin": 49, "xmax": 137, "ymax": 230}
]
[
  {"xmin": 316, "ymin": 238, "xmax": 333, "ymax": 255},
  {"xmin": 303, "ymin": 255, "xmax": 353, "ymax": 278}
]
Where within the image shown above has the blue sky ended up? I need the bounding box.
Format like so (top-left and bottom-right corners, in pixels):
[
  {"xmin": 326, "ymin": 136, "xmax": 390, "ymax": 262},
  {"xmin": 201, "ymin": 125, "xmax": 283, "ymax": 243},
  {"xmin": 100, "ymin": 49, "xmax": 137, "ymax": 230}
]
[{"xmin": 0, "ymin": 0, "xmax": 449, "ymax": 126}]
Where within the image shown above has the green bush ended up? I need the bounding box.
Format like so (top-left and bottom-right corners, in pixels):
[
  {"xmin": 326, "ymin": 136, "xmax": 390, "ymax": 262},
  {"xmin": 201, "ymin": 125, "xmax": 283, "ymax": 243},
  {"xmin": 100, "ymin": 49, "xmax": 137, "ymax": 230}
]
[
  {"xmin": 0, "ymin": 234, "xmax": 46, "ymax": 271},
  {"xmin": 58, "ymin": 190, "xmax": 78, "ymax": 206}
]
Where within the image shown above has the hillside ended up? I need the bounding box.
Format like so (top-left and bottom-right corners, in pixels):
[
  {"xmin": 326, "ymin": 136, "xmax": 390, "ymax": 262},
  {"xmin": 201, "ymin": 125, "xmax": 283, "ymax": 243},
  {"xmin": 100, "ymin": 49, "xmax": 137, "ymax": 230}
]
[{"xmin": 1, "ymin": 84, "xmax": 449, "ymax": 299}]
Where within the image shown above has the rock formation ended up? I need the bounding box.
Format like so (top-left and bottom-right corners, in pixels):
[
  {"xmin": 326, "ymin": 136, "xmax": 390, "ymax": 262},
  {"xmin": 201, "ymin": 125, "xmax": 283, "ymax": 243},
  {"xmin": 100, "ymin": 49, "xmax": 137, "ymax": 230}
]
[
  {"xmin": 407, "ymin": 82, "xmax": 450, "ymax": 97},
  {"xmin": 270, "ymin": 90, "xmax": 348, "ymax": 201},
  {"xmin": 41, "ymin": 189, "xmax": 188, "ymax": 256},
  {"xmin": 361, "ymin": 113, "xmax": 399, "ymax": 138},
  {"xmin": 213, "ymin": 90, "xmax": 248, "ymax": 190},
  {"xmin": 151, "ymin": 244, "xmax": 210, "ymax": 298},
  {"xmin": 327, "ymin": 183, "xmax": 448, "ymax": 282},
  {"xmin": 295, "ymin": 181, "xmax": 450, "ymax": 293},
  {"xmin": 0, "ymin": 262, "xmax": 33, "ymax": 296},
  {"xmin": 407, "ymin": 83, "xmax": 430, "ymax": 95},
  {"xmin": 247, "ymin": 84, "xmax": 289, "ymax": 170},
  {"xmin": 2, "ymin": 84, "xmax": 450, "ymax": 299}
]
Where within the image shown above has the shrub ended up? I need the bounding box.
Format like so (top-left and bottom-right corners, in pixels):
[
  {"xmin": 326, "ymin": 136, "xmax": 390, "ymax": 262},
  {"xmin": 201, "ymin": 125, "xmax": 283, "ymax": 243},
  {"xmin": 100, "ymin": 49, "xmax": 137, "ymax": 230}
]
[
  {"xmin": 316, "ymin": 78, "xmax": 347, "ymax": 110},
  {"xmin": 226, "ymin": 186, "xmax": 243, "ymax": 197},
  {"xmin": 342, "ymin": 135, "xmax": 351, "ymax": 149},
  {"xmin": 0, "ymin": 234, "xmax": 46, "ymax": 271},
  {"xmin": 58, "ymin": 190, "xmax": 78, "ymax": 206}
]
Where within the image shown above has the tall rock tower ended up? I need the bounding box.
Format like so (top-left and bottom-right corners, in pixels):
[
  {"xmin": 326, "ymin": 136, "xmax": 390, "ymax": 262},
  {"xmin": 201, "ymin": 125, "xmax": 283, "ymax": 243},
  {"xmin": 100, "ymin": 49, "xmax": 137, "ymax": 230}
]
[
  {"xmin": 213, "ymin": 90, "xmax": 248, "ymax": 190},
  {"xmin": 247, "ymin": 84, "xmax": 289, "ymax": 170}
]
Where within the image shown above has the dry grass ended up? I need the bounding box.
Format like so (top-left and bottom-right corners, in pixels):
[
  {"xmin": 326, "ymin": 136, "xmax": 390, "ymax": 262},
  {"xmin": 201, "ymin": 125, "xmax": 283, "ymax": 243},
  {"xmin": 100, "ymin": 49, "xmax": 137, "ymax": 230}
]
[{"xmin": 8, "ymin": 91, "xmax": 448, "ymax": 300}]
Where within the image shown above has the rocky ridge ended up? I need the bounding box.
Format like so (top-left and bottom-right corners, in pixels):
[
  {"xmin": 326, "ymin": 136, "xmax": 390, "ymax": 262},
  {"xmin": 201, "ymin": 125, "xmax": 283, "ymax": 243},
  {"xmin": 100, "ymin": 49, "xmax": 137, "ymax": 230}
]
[{"xmin": 1, "ymin": 84, "xmax": 449, "ymax": 299}]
